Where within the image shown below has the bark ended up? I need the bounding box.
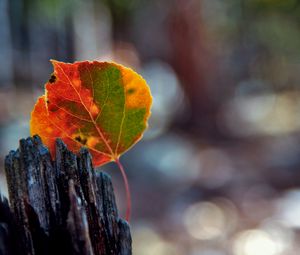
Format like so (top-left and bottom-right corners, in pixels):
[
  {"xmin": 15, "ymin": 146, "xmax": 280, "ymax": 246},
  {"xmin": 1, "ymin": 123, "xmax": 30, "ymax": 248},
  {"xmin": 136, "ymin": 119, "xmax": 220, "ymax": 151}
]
[{"xmin": 1, "ymin": 135, "xmax": 131, "ymax": 255}]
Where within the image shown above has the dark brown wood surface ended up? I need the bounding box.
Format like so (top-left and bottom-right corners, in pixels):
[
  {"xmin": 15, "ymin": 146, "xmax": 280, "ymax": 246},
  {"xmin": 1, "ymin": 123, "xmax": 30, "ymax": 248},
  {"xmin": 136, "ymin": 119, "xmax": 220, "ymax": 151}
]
[{"xmin": 0, "ymin": 135, "xmax": 131, "ymax": 255}]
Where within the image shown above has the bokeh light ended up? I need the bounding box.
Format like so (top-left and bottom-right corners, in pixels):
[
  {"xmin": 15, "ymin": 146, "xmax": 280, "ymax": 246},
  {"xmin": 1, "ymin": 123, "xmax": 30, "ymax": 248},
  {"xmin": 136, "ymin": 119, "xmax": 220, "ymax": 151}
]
[
  {"xmin": 276, "ymin": 189, "xmax": 300, "ymax": 228},
  {"xmin": 142, "ymin": 61, "xmax": 186, "ymax": 139},
  {"xmin": 233, "ymin": 229, "xmax": 278, "ymax": 255},
  {"xmin": 133, "ymin": 226, "xmax": 183, "ymax": 255},
  {"xmin": 183, "ymin": 202, "xmax": 226, "ymax": 240}
]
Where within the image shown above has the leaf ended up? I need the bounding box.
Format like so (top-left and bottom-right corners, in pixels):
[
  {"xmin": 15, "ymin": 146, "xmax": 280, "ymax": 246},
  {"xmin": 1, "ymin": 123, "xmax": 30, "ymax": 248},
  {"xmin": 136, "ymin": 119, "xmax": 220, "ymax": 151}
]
[{"xmin": 30, "ymin": 60, "xmax": 152, "ymax": 166}]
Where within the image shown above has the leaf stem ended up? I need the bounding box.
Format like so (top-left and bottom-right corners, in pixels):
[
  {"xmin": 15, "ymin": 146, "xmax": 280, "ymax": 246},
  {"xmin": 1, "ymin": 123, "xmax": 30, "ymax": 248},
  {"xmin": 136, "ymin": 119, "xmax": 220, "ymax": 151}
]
[{"xmin": 115, "ymin": 158, "xmax": 131, "ymax": 222}]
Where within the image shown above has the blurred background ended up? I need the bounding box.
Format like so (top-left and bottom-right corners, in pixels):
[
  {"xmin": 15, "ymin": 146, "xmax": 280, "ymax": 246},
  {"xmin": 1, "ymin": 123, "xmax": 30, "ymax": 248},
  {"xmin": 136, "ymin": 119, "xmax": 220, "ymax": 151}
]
[{"xmin": 1, "ymin": 0, "xmax": 300, "ymax": 254}]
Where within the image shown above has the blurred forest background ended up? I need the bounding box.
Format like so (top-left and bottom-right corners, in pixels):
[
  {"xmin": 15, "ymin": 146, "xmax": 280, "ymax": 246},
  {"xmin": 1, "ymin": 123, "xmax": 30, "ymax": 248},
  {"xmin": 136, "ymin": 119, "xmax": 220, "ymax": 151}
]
[{"xmin": 1, "ymin": 0, "xmax": 300, "ymax": 254}]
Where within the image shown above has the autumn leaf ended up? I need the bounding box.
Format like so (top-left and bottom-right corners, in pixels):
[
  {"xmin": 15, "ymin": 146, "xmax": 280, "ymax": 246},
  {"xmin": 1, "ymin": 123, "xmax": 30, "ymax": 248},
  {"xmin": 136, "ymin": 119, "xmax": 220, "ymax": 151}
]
[
  {"xmin": 31, "ymin": 60, "xmax": 152, "ymax": 165},
  {"xmin": 30, "ymin": 60, "xmax": 152, "ymax": 220}
]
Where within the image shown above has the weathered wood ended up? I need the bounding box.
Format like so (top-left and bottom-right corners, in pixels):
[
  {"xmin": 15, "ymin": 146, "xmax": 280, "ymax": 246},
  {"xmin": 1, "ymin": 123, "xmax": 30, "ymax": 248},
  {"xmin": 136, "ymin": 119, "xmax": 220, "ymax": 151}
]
[{"xmin": 1, "ymin": 135, "xmax": 131, "ymax": 255}]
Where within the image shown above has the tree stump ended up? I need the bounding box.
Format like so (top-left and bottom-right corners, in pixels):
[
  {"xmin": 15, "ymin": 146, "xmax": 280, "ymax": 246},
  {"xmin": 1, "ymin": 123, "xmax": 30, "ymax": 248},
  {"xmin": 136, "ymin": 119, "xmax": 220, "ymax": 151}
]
[{"xmin": 0, "ymin": 135, "xmax": 132, "ymax": 255}]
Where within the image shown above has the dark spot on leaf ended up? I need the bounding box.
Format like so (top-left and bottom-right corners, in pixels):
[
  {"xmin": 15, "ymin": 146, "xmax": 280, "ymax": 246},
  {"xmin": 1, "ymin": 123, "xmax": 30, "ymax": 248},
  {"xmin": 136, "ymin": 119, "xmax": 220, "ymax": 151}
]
[
  {"xmin": 126, "ymin": 88, "xmax": 135, "ymax": 95},
  {"xmin": 48, "ymin": 104, "xmax": 58, "ymax": 112},
  {"xmin": 49, "ymin": 74, "xmax": 56, "ymax": 83},
  {"xmin": 75, "ymin": 135, "xmax": 87, "ymax": 145},
  {"xmin": 46, "ymin": 100, "xmax": 50, "ymax": 104}
]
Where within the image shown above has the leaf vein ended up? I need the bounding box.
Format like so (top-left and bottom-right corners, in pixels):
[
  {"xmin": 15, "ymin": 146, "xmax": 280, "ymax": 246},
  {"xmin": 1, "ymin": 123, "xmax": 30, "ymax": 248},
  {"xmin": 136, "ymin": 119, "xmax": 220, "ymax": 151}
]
[
  {"xmin": 50, "ymin": 101, "xmax": 93, "ymax": 123},
  {"xmin": 115, "ymin": 81, "xmax": 126, "ymax": 154},
  {"xmin": 95, "ymin": 70, "xmax": 110, "ymax": 122},
  {"xmin": 45, "ymin": 114, "xmax": 111, "ymax": 157},
  {"xmin": 55, "ymin": 63, "xmax": 115, "ymax": 157}
]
